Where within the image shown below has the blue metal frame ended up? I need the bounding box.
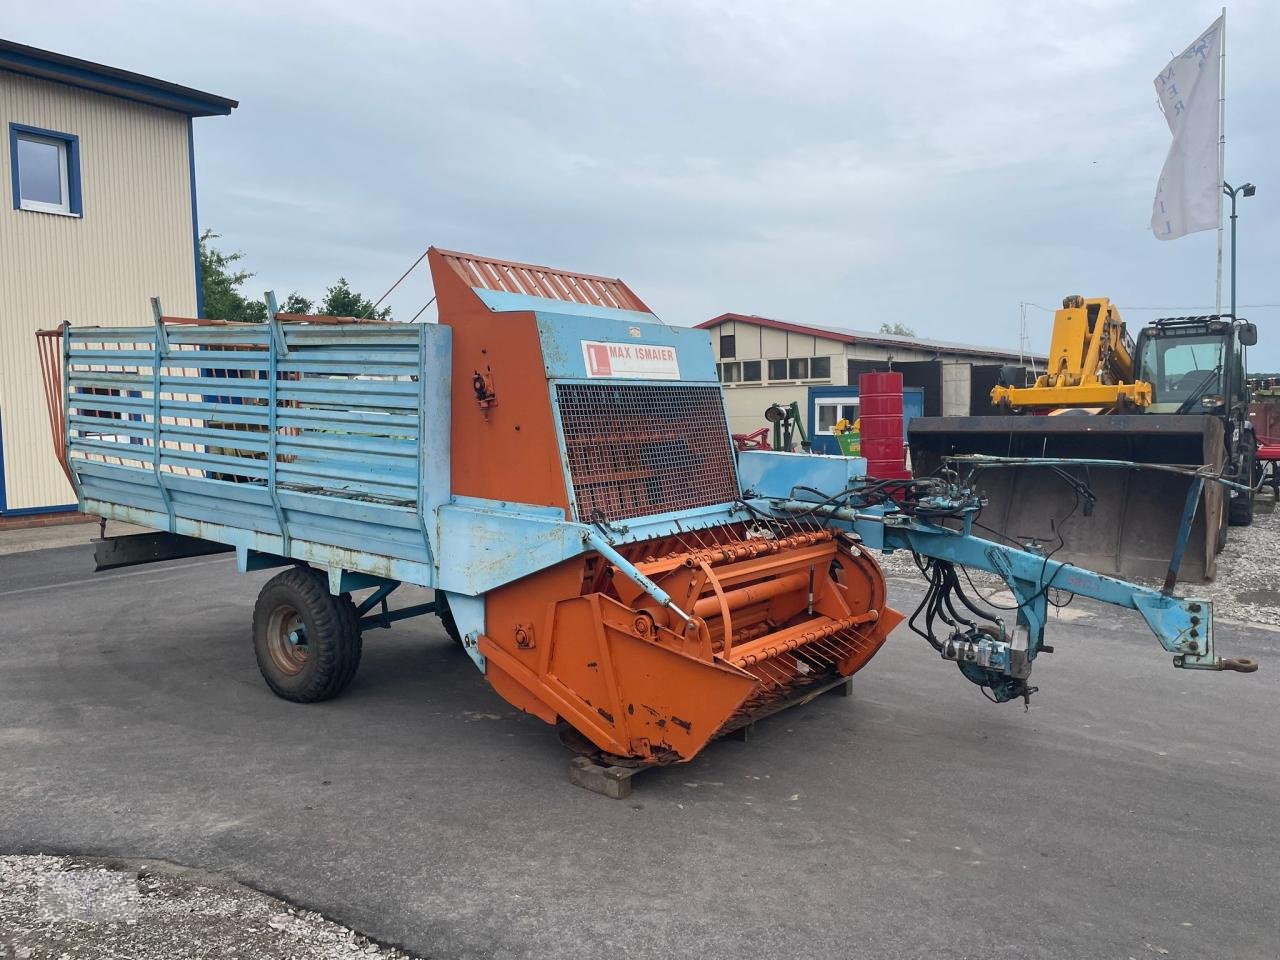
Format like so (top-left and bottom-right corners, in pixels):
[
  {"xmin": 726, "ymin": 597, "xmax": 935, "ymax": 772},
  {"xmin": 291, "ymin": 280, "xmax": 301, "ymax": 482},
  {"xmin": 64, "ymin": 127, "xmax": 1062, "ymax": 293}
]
[
  {"xmin": 0, "ymin": 503, "xmax": 80, "ymax": 518},
  {"xmin": 0, "ymin": 404, "xmax": 6, "ymax": 514},
  {"xmin": 0, "ymin": 42, "xmax": 236, "ymax": 117},
  {"xmin": 733, "ymin": 447, "xmax": 1250, "ymax": 680},
  {"xmin": 64, "ymin": 321, "xmax": 444, "ymax": 592},
  {"xmin": 187, "ymin": 117, "xmax": 203, "ymax": 317},
  {"xmin": 9, "ymin": 122, "xmax": 82, "ymax": 216}
]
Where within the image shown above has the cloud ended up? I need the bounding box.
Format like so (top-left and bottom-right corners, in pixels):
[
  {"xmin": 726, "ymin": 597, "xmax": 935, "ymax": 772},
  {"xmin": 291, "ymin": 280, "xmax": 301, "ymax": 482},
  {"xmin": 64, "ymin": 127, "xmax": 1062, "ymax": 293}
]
[{"xmin": 10, "ymin": 0, "xmax": 1280, "ymax": 367}]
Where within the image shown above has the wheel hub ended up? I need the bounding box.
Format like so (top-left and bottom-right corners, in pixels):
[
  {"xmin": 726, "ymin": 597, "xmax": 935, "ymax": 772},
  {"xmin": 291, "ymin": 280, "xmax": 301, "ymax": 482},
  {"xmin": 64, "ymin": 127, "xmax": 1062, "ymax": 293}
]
[{"xmin": 266, "ymin": 604, "xmax": 309, "ymax": 676}]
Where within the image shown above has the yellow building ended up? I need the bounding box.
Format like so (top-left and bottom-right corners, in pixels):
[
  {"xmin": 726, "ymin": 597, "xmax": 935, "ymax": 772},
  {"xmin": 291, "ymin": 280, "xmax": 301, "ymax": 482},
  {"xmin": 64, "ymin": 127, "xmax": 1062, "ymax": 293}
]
[{"xmin": 0, "ymin": 39, "xmax": 235, "ymax": 516}]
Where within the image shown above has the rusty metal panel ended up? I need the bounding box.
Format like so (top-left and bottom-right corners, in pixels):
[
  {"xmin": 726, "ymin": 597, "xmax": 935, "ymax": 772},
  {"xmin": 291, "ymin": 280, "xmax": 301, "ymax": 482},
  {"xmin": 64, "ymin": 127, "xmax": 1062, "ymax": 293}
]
[
  {"xmin": 555, "ymin": 383, "xmax": 739, "ymax": 522},
  {"xmin": 435, "ymin": 248, "xmax": 650, "ymax": 313}
]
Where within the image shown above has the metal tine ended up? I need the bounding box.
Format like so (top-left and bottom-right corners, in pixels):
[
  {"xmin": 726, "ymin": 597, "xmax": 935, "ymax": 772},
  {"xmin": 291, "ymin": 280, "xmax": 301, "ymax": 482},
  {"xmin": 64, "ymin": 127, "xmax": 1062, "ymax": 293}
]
[
  {"xmin": 819, "ymin": 630, "xmax": 854, "ymax": 656},
  {"xmin": 803, "ymin": 639, "xmax": 841, "ymax": 664},
  {"xmin": 816, "ymin": 631, "xmax": 855, "ymax": 656},
  {"xmin": 809, "ymin": 640, "xmax": 846, "ymax": 666},
  {"xmin": 794, "ymin": 647, "xmax": 834, "ymax": 670},
  {"xmin": 751, "ymin": 659, "xmax": 790, "ymax": 687},
  {"xmin": 834, "ymin": 633, "xmax": 868, "ymax": 659},
  {"xmin": 759, "ymin": 665, "xmax": 792, "ymax": 689},
  {"xmin": 688, "ymin": 528, "xmax": 716, "ymax": 552}
]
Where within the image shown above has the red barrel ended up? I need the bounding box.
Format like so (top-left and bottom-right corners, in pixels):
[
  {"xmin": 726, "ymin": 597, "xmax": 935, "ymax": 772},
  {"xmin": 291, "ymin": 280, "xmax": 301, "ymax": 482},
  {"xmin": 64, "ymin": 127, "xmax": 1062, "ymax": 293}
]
[
  {"xmin": 859, "ymin": 417, "xmax": 900, "ymax": 440},
  {"xmin": 858, "ymin": 371, "xmax": 907, "ymax": 480},
  {"xmin": 860, "ymin": 436, "xmax": 902, "ymax": 461},
  {"xmin": 859, "ymin": 393, "xmax": 903, "ymax": 417}
]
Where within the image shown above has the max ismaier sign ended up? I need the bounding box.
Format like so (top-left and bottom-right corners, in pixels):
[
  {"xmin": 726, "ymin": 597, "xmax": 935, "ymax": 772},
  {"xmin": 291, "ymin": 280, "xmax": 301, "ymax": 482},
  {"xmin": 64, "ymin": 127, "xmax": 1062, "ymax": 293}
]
[{"xmin": 581, "ymin": 340, "xmax": 681, "ymax": 380}]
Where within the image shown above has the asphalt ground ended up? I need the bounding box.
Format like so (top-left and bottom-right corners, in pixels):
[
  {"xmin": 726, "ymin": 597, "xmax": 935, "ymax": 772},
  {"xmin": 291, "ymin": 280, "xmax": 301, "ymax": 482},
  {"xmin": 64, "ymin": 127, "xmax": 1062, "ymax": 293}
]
[{"xmin": 2, "ymin": 543, "xmax": 1277, "ymax": 960}]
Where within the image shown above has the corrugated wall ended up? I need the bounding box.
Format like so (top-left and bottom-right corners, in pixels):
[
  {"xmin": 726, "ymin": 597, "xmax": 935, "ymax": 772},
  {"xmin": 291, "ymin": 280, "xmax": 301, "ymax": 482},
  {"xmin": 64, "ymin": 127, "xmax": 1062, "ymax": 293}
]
[{"xmin": 0, "ymin": 71, "xmax": 198, "ymax": 512}]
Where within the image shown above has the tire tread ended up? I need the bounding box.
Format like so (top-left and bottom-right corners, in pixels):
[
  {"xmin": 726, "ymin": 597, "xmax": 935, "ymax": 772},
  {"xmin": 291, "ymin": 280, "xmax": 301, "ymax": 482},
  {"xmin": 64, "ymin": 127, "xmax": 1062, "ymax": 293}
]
[{"xmin": 252, "ymin": 566, "xmax": 361, "ymax": 703}]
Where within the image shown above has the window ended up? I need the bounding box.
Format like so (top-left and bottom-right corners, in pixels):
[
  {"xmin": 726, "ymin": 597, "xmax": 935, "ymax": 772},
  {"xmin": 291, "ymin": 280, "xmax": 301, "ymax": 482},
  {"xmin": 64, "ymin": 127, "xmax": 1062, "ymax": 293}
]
[
  {"xmin": 1144, "ymin": 335, "xmax": 1224, "ymax": 403},
  {"xmin": 720, "ymin": 333, "xmax": 736, "ymax": 359},
  {"xmin": 742, "ymin": 360, "xmax": 761, "ymax": 382},
  {"xmin": 788, "ymin": 358, "xmax": 809, "ymax": 380},
  {"xmin": 815, "ymin": 398, "xmax": 860, "ymax": 434},
  {"xmin": 810, "ymin": 356, "xmax": 831, "ymax": 379},
  {"xmin": 10, "ymin": 124, "xmax": 82, "ymax": 216},
  {"xmin": 768, "ymin": 359, "xmax": 788, "ymax": 381},
  {"xmin": 720, "ymin": 362, "xmax": 741, "ymax": 383}
]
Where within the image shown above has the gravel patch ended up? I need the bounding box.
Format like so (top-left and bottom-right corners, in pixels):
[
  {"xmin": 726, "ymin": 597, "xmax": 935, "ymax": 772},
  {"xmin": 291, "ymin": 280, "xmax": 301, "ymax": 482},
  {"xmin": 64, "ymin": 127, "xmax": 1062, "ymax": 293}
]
[
  {"xmin": 1193, "ymin": 493, "xmax": 1280, "ymax": 626},
  {"xmin": 0, "ymin": 855, "xmax": 420, "ymax": 960}
]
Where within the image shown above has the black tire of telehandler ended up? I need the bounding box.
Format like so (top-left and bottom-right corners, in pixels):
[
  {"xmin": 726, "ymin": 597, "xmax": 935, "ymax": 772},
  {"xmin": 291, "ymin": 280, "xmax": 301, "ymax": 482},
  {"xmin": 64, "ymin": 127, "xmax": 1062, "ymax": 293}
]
[
  {"xmin": 252, "ymin": 566, "xmax": 362, "ymax": 702},
  {"xmin": 1228, "ymin": 451, "xmax": 1256, "ymax": 527},
  {"xmin": 1228, "ymin": 488, "xmax": 1255, "ymax": 527}
]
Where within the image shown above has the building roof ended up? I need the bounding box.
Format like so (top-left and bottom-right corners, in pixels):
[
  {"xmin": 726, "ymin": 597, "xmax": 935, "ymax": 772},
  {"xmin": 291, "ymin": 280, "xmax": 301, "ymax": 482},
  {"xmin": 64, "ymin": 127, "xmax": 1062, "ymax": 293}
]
[
  {"xmin": 0, "ymin": 39, "xmax": 237, "ymax": 117},
  {"xmin": 698, "ymin": 312, "xmax": 1045, "ymax": 363}
]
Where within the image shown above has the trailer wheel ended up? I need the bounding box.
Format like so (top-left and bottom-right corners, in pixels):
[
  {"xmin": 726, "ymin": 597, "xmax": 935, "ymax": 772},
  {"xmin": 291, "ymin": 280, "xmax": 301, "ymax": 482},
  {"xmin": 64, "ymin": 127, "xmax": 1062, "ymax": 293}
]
[
  {"xmin": 435, "ymin": 591, "xmax": 463, "ymax": 646},
  {"xmin": 252, "ymin": 567, "xmax": 362, "ymax": 702}
]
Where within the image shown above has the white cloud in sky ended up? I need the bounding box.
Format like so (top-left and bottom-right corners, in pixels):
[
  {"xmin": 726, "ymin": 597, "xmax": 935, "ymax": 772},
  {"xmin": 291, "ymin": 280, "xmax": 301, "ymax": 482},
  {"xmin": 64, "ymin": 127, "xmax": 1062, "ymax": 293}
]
[{"xmin": 9, "ymin": 0, "xmax": 1280, "ymax": 367}]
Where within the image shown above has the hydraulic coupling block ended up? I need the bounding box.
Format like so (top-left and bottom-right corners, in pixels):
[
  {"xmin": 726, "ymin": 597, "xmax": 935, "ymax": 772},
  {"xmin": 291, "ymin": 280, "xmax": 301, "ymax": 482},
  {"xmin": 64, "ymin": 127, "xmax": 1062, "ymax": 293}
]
[
  {"xmin": 941, "ymin": 628, "xmax": 1013, "ymax": 674},
  {"xmin": 941, "ymin": 626, "xmax": 1037, "ymax": 704}
]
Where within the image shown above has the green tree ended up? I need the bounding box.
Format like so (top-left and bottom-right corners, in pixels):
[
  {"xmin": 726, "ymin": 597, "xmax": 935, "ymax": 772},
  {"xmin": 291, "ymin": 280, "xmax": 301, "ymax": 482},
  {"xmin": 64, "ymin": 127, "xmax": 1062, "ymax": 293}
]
[
  {"xmin": 200, "ymin": 230, "xmax": 266, "ymax": 322},
  {"xmin": 199, "ymin": 230, "xmax": 312, "ymax": 321},
  {"xmin": 317, "ymin": 277, "xmax": 392, "ymax": 320},
  {"xmin": 879, "ymin": 321, "xmax": 917, "ymax": 337},
  {"xmin": 278, "ymin": 292, "xmax": 314, "ymax": 315}
]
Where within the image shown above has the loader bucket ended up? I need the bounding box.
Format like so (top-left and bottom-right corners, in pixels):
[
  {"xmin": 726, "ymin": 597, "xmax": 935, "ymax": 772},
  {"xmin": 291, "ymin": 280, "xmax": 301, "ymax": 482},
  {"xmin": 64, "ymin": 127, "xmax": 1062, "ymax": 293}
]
[{"xmin": 908, "ymin": 415, "xmax": 1226, "ymax": 583}]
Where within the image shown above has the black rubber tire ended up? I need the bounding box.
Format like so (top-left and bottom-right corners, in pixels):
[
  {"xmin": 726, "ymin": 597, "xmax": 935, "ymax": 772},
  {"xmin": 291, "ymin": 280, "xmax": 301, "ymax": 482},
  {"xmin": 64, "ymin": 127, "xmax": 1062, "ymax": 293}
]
[
  {"xmin": 1228, "ymin": 449, "xmax": 1256, "ymax": 527},
  {"xmin": 252, "ymin": 566, "xmax": 362, "ymax": 702},
  {"xmin": 1228, "ymin": 487, "xmax": 1254, "ymax": 526},
  {"xmin": 435, "ymin": 591, "xmax": 463, "ymax": 646}
]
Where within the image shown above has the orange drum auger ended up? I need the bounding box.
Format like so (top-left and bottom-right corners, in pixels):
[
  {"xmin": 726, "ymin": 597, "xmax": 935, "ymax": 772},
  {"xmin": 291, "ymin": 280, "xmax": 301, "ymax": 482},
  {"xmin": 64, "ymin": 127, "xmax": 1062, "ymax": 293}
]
[
  {"xmin": 40, "ymin": 245, "xmax": 1254, "ymax": 789},
  {"xmin": 479, "ymin": 521, "xmax": 901, "ymax": 765}
]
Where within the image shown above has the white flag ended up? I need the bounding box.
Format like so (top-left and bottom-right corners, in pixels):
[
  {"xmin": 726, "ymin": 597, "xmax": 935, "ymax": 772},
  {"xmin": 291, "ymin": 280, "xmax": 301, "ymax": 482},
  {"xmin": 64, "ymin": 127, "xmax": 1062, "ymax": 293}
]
[{"xmin": 1151, "ymin": 15, "xmax": 1223, "ymax": 241}]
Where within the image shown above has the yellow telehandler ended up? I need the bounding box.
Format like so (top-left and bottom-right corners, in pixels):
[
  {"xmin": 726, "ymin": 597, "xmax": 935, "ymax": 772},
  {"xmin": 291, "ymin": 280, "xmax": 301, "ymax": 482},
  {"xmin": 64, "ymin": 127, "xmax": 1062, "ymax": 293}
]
[{"xmin": 910, "ymin": 297, "xmax": 1259, "ymax": 583}]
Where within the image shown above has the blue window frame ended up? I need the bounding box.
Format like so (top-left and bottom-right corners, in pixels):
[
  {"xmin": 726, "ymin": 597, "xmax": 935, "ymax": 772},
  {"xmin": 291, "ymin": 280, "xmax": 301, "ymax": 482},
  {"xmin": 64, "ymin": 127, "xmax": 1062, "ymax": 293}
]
[{"xmin": 9, "ymin": 122, "xmax": 82, "ymax": 217}]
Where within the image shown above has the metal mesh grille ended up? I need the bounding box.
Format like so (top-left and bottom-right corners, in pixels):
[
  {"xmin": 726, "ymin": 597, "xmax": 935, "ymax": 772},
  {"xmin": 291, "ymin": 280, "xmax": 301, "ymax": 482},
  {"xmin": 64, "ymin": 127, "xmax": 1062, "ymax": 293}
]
[{"xmin": 556, "ymin": 383, "xmax": 739, "ymax": 522}]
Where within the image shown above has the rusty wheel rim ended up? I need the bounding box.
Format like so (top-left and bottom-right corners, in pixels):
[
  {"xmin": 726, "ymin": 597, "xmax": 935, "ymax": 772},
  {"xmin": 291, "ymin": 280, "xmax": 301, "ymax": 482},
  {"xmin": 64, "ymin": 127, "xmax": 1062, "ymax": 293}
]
[{"xmin": 265, "ymin": 604, "xmax": 308, "ymax": 676}]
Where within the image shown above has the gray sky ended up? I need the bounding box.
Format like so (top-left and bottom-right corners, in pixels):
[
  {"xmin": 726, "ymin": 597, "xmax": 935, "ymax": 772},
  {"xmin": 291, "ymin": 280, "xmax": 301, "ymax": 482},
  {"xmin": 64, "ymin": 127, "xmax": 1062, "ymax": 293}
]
[{"xmin": 12, "ymin": 0, "xmax": 1280, "ymax": 368}]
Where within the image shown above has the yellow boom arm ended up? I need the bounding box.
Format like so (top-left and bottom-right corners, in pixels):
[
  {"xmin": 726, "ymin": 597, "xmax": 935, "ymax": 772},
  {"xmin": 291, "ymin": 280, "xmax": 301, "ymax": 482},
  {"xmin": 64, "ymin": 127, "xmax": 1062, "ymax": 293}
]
[{"xmin": 992, "ymin": 295, "xmax": 1152, "ymax": 411}]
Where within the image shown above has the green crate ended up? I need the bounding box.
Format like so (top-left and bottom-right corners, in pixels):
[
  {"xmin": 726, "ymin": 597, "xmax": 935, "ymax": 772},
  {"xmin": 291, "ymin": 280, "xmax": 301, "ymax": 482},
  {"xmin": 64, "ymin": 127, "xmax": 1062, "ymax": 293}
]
[{"xmin": 835, "ymin": 432, "xmax": 861, "ymax": 457}]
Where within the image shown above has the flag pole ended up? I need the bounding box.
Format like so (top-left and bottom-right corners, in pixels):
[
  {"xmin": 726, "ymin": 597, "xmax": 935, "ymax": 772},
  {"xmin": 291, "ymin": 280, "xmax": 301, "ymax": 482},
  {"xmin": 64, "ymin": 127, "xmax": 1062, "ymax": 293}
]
[{"xmin": 1215, "ymin": 6, "xmax": 1227, "ymax": 316}]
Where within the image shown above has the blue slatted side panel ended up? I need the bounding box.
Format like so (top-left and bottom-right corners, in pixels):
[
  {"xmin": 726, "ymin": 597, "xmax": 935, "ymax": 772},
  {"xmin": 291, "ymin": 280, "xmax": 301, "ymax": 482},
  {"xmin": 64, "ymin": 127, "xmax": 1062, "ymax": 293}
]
[{"xmin": 64, "ymin": 322, "xmax": 438, "ymax": 572}]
